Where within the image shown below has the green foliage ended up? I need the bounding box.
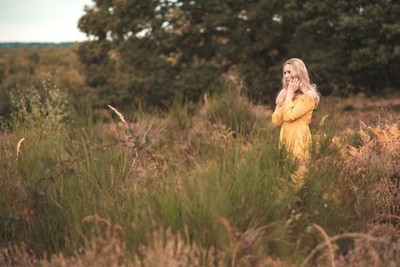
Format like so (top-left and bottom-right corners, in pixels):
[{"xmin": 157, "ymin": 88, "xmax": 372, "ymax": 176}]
[
  {"xmin": 0, "ymin": 122, "xmax": 70, "ymax": 257},
  {"xmin": 1, "ymin": 93, "xmax": 400, "ymax": 265},
  {"xmin": 77, "ymin": 0, "xmax": 400, "ymax": 110},
  {"xmin": 0, "ymin": 46, "xmax": 87, "ymax": 120},
  {"xmin": 8, "ymin": 74, "xmax": 70, "ymax": 128},
  {"xmin": 205, "ymin": 80, "xmax": 258, "ymax": 137},
  {"xmin": 288, "ymin": 0, "xmax": 400, "ymax": 95}
]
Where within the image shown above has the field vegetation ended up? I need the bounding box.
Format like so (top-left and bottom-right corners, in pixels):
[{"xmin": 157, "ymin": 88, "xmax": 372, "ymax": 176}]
[{"xmin": 0, "ymin": 70, "xmax": 399, "ymax": 266}]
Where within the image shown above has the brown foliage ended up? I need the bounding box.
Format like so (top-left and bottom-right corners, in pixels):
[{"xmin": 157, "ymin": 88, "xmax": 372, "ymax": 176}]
[{"xmin": 340, "ymin": 122, "xmax": 400, "ymax": 222}]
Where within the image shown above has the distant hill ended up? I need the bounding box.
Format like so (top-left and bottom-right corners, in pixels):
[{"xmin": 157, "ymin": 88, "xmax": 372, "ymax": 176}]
[{"xmin": 0, "ymin": 42, "xmax": 78, "ymax": 48}]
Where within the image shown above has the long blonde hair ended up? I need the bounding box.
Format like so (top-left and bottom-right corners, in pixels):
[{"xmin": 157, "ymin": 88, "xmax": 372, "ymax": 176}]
[{"xmin": 275, "ymin": 58, "xmax": 320, "ymax": 107}]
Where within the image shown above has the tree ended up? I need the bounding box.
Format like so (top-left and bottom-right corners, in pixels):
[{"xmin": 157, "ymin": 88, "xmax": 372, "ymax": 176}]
[
  {"xmin": 77, "ymin": 0, "xmax": 293, "ymax": 109},
  {"xmin": 77, "ymin": 0, "xmax": 400, "ymax": 110},
  {"xmin": 285, "ymin": 0, "xmax": 400, "ymax": 95}
]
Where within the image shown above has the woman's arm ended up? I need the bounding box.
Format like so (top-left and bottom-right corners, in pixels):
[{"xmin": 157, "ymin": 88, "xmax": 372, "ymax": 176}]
[
  {"xmin": 271, "ymin": 105, "xmax": 284, "ymax": 126},
  {"xmin": 282, "ymin": 95, "xmax": 315, "ymax": 122}
]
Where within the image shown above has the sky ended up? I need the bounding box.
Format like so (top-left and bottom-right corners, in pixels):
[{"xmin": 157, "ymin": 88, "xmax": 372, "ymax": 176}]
[{"xmin": 0, "ymin": 0, "xmax": 93, "ymax": 43}]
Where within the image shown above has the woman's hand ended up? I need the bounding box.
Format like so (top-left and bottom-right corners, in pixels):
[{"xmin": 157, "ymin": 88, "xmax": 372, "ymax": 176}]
[
  {"xmin": 288, "ymin": 78, "xmax": 300, "ymax": 93},
  {"xmin": 285, "ymin": 78, "xmax": 300, "ymax": 101}
]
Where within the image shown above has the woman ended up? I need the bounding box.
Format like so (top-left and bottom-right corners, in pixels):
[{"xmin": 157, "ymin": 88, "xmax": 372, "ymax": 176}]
[{"xmin": 271, "ymin": 58, "xmax": 320, "ymax": 188}]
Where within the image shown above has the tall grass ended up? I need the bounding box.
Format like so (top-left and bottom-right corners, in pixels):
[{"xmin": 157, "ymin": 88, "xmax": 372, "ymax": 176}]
[{"xmin": 1, "ymin": 79, "xmax": 399, "ymax": 266}]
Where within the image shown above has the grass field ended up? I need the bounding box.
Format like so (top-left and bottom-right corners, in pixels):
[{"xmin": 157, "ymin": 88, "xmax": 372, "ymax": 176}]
[{"xmin": 1, "ymin": 81, "xmax": 399, "ymax": 266}]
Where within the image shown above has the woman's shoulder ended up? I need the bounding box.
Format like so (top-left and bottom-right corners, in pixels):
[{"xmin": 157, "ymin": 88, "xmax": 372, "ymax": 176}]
[
  {"xmin": 294, "ymin": 93, "xmax": 310, "ymax": 101},
  {"xmin": 296, "ymin": 93, "xmax": 317, "ymax": 107},
  {"xmin": 299, "ymin": 93, "xmax": 313, "ymax": 100}
]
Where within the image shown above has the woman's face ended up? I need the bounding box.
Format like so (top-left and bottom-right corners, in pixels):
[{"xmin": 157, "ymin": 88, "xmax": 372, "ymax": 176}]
[{"xmin": 283, "ymin": 64, "xmax": 296, "ymax": 85}]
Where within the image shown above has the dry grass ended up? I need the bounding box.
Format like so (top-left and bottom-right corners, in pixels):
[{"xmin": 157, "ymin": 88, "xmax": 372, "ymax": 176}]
[
  {"xmin": 0, "ymin": 219, "xmax": 225, "ymax": 267},
  {"xmin": 133, "ymin": 226, "xmax": 225, "ymax": 267},
  {"xmin": 340, "ymin": 122, "xmax": 400, "ymax": 221},
  {"xmin": 0, "ymin": 215, "xmax": 125, "ymax": 267},
  {"xmin": 339, "ymin": 94, "xmax": 400, "ymax": 130},
  {"xmin": 328, "ymin": 119, "xmax": 400, "ymax": 266},
  {"xmin": 0, "ymin": 243, "xmax": 38, "ymax": 267},
  {"xmin": 219, "ymin": 217, "xmax": 285, "ymax": 267},
  {"xmin": 335, "ymin": 225, "xmax": 400, "ymax": 267},
  {"xmin": 1, "ymin": 91, "xmax": 400, "ymax": 266}
]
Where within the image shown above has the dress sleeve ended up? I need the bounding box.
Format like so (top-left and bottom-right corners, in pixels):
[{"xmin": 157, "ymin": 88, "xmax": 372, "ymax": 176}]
[
  {"xmin": 282, "ymin": 95, "xmax": 316, "ymax": 122},
  {"xmin": 271, "ymin": 105, "xmax": 284, "ymax": 126}
]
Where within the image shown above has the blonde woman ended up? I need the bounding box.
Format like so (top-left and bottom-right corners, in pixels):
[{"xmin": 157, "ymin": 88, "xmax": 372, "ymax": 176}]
[{"xmin": 271, "ymin": 58, "xmax": 320, "ymax": 189}]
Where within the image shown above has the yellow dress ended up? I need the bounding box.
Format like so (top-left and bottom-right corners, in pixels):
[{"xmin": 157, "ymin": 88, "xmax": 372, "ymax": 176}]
[{"xmin": 271, "ymin": 94, "xmax": 316, "ymax": 187}]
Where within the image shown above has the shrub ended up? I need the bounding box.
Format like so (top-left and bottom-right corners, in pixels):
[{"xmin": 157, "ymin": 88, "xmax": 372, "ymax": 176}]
[
  {"xmin": 340, "ymin": 122, "xmax": 400, "ymax": 225},
  {"xmin": 203, "ymin": 76, "xmax": 260, "ymax": 138},
  {"xmin": 8, "ymin": 74, "xmax": 69, "ymax": 128}
]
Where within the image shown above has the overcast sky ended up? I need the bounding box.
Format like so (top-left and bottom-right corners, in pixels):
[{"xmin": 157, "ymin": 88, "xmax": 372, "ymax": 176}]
[{"xmin": 0, "ymin": 0, "xmax": 93, "ymax": 42}]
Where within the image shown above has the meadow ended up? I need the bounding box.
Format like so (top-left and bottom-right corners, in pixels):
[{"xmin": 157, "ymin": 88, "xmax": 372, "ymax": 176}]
[{"xmin": 0, "ymin": 75, "xmax": 399, "ymax": 266}]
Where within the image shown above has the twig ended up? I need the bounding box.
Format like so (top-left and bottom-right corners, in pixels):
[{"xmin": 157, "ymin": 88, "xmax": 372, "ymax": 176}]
[{"xmin": 312, "ymin": 223, "xmax": 335, "ymax": 267}]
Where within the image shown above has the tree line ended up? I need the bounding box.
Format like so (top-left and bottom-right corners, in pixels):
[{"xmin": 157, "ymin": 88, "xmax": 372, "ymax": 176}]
[{"xmin": 77, "ymin": 0, "xmax": 400, "ymax": 109}]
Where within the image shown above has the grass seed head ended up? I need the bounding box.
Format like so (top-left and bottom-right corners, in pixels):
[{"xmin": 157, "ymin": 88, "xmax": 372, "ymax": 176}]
[
  {"xmin": 16, "ymin": 138, "xmax": 25, "ymax": 159},
  {"xmin": 107, "ymin": 105, "xmax": 127, "ymax": 125}
]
